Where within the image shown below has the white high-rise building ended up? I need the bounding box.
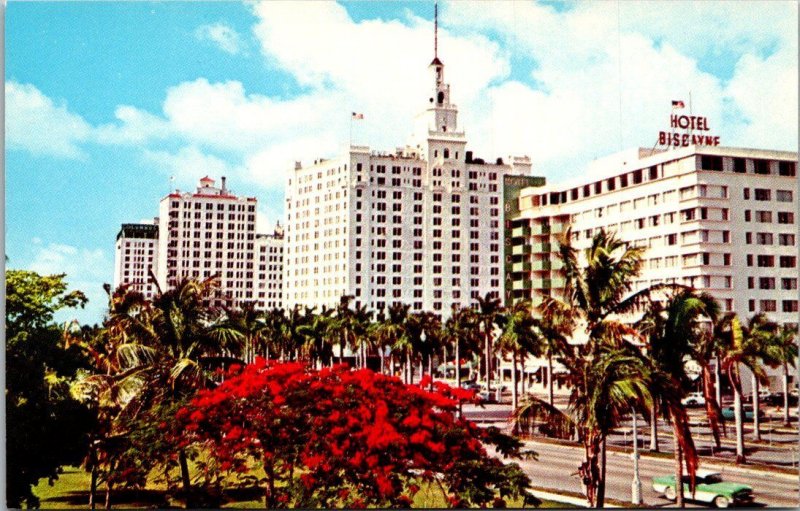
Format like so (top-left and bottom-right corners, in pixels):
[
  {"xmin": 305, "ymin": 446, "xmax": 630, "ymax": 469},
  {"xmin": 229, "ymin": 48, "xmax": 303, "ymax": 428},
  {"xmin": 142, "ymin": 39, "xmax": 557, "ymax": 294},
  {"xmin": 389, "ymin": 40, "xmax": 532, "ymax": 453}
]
[
  {"xmin": 511, "ymin": 146, "xmax": 799, "ymax": 329},
  {"xmin": 113, "ymin": 220, "xmax": 159, "ymax": 300},
  {"xmin": 284, "ymin": 47, "xmax": 535, "ymax": 315},
  {"xmin": 115, "ymin": 176, "xmax": 284, "ymax": 311},
  {"xmin": 156, "ymin": 176, "xmax": 258, "ymax": 306},
  {"xmin": 255, "ymin": 224, "xmax": 285, "ymax": 310}
]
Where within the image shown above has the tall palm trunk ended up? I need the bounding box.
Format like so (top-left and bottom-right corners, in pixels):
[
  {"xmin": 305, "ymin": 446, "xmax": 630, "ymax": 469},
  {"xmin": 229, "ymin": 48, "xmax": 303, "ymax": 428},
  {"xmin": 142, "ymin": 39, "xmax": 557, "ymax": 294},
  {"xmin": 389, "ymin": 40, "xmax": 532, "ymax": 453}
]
[
  {"xmin": 511, "ymin": 349, "xmax": 519, "ymax": 409},
  {"xmin": 751, "ymin": 372, "xmax": 761, "ymax": 441},
  {"xmin": 379, "ymin": 346, "xmax": 385, "ymax": 375},
  {"xmin": 673, "ymin": 421, "xmax": 685, "ymax": 507},
  {"xmin": 455, "ymin": 339, "xmax": 462, "ymax": 417},
  {"xmin": 733, "ymin": 384, "xmax": 745, "ymax": 463},
  {"xmin": 405, "ymin": 350, "xmax": 412, "ymax": 384},
  {"xmin": 485, "ymin": 327, "xmax": 492, "ymax": 392},
  {"xmin": 783, "ymin": 363, "xmax": 791, "ymax": 425},
  {"xmin": 650, "ymin": 404, "xmax": 659, "ymax": 452},
  {"xmin": 714, "ymin": 354, "xmax": 722, "ymax": 404},
  {"xmin": 104, "ymin": 482, "xmax": 112, "ymax": 511},
  {"xmin": 179, "ymin": 448, "xmax": 193, "ymax": 508},
  {"xmin": 596, "ymin": 437, "xmax": 607, "ymax": 509},
  {"xmin": 428, "ymin": 356, "xmax": 434, "ymax": 390},
  {"xmin": 547, "ymin": 351, "xmax": 554, "ymax": 407}
]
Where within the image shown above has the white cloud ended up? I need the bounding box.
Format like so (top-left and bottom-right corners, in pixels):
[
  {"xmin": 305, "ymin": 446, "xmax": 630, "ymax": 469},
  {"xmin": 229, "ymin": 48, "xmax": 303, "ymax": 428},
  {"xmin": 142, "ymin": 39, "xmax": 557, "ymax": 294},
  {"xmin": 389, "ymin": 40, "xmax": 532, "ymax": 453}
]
[
  {"xmin": 8, "ymin": 1, "xmax": 796, "ymax": 190},
  {"xmin": 195, "ymin": 22, "xmax": 245, "ymax": 55},
  {"xmin": 143, "ymin": 145, "xmax": 235, "ymax": 186},
  {"xmin": 6, "ymin": 81, "xmax": 92, "ymax": 159},
  {"xmin": 29, "ymin": 243, "xmax": 111, "ymax": 325}
]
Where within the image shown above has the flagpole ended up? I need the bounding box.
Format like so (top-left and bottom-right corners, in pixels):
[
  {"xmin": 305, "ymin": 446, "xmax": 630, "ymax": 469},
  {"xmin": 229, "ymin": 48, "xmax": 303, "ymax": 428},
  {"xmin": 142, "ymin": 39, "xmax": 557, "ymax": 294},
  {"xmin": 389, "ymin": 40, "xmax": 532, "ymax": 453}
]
[{"xmin": 688, "ymin": 91, "xmax": 693, "ymax": 144}]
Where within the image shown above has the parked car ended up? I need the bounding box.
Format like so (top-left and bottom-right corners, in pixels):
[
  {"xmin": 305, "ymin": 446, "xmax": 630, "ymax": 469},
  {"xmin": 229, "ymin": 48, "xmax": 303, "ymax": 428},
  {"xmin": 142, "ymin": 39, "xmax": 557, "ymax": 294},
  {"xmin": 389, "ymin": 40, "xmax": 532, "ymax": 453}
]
[
  {"xmin": 721, "ymin": 404, "xmax": 764, "ymax": 421},
  {"xmin": 682, "ymin": 392, "xmax": 706, "ymax": 407},
  {"xmin": 652, "ymin": 470, "xmax": 754, "ymax": 508},
  {"xmin": 763, "ymin": 391, "xmax": 798, "ymax": 406}
]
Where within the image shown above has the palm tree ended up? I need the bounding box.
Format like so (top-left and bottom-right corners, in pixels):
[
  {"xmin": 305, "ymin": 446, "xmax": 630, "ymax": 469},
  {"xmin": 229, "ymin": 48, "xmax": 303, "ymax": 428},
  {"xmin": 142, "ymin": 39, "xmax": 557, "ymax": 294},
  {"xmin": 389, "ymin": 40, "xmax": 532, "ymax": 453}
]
[
  {"xmin": 443, "ymin": 305, "xmax": 480, "ymax": 413},
  {"xmin": 763, "ymin": 325, "xmax": 799, "ymax": 425},
  {"xmin": 535, "ymin": 297, "xmax": 573, "ymax": 407},
  {"xmin": 497, "ymin": 300, "xmax": 538, "ymax": 409},
  {"xmin": 413, "ymin": 311, "xmax": 442, "ymax": 388},
  {"xmin": 473, "ymin": 293, "xmax": 504, "ymax": 393},
  {"xmin": 515, "ymin": 229, "xmax": 681, "ymax": 508},
  {"xmin": 374, "ymin": 304, "xmax": 412, "ymax": 382},
  {"xmin": 715, "ymin": 313, "xmax": 773, "ymax": 463},
  {"xmin": 105, "ymin": 276, "xmax": 243, "ymax": 507},
  {"xmin": 640, "ymin": 289, "xmax": 714, "ymax": 507},
  {"xmin": 297, "ymin": 306, "xmax": 335, "ymax": 368},
  {"xmin": 220, "ymin": 302, "xmax": 266, "ymax": 364}
]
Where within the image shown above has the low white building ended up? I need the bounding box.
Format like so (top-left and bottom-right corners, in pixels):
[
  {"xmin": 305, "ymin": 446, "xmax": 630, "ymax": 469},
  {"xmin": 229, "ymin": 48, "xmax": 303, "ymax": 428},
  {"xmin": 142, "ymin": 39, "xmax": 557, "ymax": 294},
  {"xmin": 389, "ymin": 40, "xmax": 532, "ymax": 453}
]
[{"xmin": 504, "ymin": 145, "xmax": 798, "ymax": 393}]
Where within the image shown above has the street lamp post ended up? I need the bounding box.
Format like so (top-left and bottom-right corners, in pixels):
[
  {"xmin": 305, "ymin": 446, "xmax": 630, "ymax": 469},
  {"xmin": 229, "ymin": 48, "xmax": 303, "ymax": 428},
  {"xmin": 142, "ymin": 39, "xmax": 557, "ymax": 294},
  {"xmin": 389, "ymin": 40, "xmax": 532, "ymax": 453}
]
[{"xmin": 631, "ymin": 408, "xmax": 642, "ymax": 505}]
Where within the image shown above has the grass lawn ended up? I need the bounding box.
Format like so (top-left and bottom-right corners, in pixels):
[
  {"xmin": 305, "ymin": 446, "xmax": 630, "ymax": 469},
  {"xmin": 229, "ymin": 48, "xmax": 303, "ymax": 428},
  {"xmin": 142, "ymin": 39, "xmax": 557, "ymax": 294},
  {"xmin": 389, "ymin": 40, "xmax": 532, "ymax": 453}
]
[{"xmin": 35, "ymin": 466, "xmax": 571, "ymax": 509}]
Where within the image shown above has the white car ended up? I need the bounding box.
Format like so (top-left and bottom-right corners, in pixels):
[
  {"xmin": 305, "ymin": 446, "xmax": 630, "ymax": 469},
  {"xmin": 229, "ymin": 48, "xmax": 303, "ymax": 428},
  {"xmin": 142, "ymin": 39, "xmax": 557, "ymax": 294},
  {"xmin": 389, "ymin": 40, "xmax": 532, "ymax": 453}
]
[{"xmin": 682, "ymin": 392, "xmax": 706, "ymax": 407}]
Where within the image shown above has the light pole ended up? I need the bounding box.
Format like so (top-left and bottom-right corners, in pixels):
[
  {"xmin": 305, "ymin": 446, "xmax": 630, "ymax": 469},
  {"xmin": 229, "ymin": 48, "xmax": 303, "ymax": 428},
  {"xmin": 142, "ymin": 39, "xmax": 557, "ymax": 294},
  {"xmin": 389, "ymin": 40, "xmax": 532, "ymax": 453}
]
[{"xmin": 631, "ymin": 408, "xmax": 642, "ymax": 505}]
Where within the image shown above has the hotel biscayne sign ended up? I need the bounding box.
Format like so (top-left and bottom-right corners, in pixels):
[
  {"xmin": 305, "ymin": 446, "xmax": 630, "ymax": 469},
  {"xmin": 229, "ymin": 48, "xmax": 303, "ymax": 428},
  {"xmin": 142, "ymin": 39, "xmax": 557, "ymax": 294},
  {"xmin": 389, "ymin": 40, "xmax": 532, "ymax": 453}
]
[{"xmin": 659, "ymin": 109, "xmax": 721, "ymax": 148}]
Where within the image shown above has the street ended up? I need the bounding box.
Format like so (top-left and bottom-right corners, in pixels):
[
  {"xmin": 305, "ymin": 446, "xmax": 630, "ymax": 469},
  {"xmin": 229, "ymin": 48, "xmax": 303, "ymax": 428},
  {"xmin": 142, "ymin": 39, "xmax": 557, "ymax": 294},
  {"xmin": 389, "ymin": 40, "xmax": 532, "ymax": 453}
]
[{"xmin": 462, "ymin": 401, "xmax": 800, "ymax": 507}]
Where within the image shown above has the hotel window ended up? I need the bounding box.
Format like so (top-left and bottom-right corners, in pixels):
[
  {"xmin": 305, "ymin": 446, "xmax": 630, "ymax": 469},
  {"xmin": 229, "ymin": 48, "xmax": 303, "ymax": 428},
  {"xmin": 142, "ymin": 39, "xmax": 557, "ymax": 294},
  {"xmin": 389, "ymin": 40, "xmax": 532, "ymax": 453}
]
[
  {"xmin": 756, "ymin": 211, "xmax": 772, "ymax": 223},
  {"xmin": 782, "ymin": 278, "xmax": 798, "ymax": 290},
  {"xmin": 759, "ymin": 277, "xmax": 775, "ymax": 290},
  {"xmin": 754, "ymin": 159, "xmax": 770, "ymax": 175},
  {"xmin": 744, "ymin": 210, "xmax": 751, "ymax": 222},
  {"xmin": 756, "ymin": 233, "xmax": 773, "ymax": 245},
  {"xmin": 777, "ymin": 190, "xmax": 793, "ymax": 202},
  {"xmin": 760, "ymin": 300, "xmax": 777, "ymax": 312},
  {"xmin": 778, "ymin": 212, "xmax": 795, "ymax": 224},
  {"xmin": 733, "ymin": 158, "xmax": 746, "ymax": 173},
  {"xmin": 780, "ymin": 256, "xmax": 797, "ymax": 268},
  {"xmin": 757, "ymin": 255, "xmax": 774, "ymax": 267},
  {"xmin": 779, "ymin": 234, "xmax": 795, "ymax": 246},
  {"xmin": 783, "ymin": 301, "xmax": 800, "ymax": 313},
  {"xmin": 743, "ymin": 188, "xmax": 750, "ymax": 200},
  {"xmin": 701, "ymin": 155, "xmax": 723, "ymax": 171},
  {"xmin": 778, "ymin": 161, "xmax": 796, "ymax": 176},
  {"xmin": 746, "ymin": 254, "xmax": 753, "ymax": 266},
  {"xmin": 749, "ymin": 299, "xmax": 755, "ymax": 312},
  {"xmin": 754, "ymin": 189, "xmax": 771, "ymax": 201},
  {"xmin": 747, "ymin": 277, "xmax": 754, "ymax": 289}
]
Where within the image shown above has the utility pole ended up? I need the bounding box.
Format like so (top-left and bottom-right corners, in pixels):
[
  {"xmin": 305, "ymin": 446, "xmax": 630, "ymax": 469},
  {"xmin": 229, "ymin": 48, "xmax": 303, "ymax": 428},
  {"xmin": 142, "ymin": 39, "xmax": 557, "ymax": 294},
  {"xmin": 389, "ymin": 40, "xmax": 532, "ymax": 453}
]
[{"xmin": 631, "ymin": 408, "xmax": 642, "ymax": 505}]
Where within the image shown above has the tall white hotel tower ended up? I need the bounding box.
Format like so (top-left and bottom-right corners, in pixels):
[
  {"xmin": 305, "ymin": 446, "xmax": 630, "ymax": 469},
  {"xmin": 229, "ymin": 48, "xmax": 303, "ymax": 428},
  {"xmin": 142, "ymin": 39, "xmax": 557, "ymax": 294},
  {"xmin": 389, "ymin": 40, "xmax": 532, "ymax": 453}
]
[{"xmin": 284, "ymin": 24, "xmax": 537, "ymax": 314}]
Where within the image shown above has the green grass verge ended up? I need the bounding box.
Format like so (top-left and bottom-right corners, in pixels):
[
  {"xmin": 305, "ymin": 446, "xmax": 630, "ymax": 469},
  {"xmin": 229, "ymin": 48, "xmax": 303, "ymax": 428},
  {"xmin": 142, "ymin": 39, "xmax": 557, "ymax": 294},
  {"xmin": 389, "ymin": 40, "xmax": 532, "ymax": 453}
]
[{"xmin": 35, "ymin": 466, "xmax": 563, "ymax": 509}]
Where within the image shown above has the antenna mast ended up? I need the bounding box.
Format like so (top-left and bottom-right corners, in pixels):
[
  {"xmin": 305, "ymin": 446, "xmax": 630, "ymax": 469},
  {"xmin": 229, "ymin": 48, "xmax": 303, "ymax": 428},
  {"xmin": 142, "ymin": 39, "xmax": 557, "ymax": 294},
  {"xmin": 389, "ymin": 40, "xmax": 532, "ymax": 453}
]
[{"xmin": 434, "ymin": 0, "xmax": 438, "ymax": 59}]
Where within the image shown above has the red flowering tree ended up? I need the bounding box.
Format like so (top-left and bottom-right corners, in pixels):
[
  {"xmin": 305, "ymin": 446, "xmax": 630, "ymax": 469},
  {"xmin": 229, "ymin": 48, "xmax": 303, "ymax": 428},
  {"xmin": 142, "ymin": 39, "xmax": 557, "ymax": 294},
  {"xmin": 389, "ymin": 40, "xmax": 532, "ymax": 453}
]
[{"xmin": 177, "ymin": 360, "xmax": 535, "ymax": 508}]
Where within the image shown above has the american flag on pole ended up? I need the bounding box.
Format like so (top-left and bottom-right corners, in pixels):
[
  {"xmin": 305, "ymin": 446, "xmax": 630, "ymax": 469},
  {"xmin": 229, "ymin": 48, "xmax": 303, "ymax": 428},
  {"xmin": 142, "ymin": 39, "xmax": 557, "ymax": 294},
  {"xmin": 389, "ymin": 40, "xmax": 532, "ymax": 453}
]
[
  {"xmin": 352, "ymin": 112, "xmax": 364, "ymax": 120},
  {"xmin": 671, "ymin": 100, "xmax": 685, "ymax": 109}
]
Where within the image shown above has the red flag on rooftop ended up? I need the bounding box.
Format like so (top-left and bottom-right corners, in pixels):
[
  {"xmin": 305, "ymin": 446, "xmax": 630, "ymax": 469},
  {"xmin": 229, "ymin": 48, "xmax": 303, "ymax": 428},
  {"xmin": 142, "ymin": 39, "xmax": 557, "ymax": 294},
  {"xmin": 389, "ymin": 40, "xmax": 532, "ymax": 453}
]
[
  {"xmin": 672, "ymin": 100, "xmax": 685, "ymax": 109},
  {"xmin": 352, "ymin": 112, "xmax": 364, "ymax": 119}
]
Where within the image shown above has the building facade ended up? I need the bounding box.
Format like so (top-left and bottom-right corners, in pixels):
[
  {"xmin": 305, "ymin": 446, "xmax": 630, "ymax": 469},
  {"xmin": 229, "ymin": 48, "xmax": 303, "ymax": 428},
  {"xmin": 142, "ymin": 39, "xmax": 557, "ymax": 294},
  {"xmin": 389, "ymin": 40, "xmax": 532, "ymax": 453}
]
[
  {"xmin": 114, "ymin": 176, "xmax": 284, "ymax": 310},
  {"xmin": 255, "ymin": 224, "xmax": 285, "ymax": 310},
  {"xmin": 284, "ymin": 52, "xmax": 536, "ymax": 314},
  {"xmin": 113, "ymin": 221, "xmax": 160, "ymax": 300},
  {"xmin": 510, "ymin": 146, "xmax": 799, "ymax": 329}
]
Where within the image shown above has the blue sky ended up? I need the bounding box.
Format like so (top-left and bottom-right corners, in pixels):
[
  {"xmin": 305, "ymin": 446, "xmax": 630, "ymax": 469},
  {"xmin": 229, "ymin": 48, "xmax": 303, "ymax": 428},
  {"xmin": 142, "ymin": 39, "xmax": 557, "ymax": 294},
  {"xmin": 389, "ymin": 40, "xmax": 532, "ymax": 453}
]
[{"xmin": 6, "ymin": 1, "xmax": 798, "ymax": 324}]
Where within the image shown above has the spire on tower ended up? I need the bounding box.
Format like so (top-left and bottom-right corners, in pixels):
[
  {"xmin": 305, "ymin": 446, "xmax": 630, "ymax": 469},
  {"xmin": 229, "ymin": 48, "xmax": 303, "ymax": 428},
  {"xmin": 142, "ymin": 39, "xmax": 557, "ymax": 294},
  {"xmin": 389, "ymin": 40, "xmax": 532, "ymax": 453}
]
[
  {"xmin": 434, "ymin": 0, "xmax": 438, "ymax": 60},
  {"xmin": 430, "ymin": 0, "xmax": 443, "ymax": 66}
]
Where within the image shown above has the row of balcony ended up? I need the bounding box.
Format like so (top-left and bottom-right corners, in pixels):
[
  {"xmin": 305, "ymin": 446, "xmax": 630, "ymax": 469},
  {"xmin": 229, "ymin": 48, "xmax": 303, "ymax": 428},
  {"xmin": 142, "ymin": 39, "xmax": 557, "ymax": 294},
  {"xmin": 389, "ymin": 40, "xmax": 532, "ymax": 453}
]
[
  {"xmin": 511, "ymin": 277, "xmax": 566, "ymax": 290},
  {"xmin": 511, "ymin": 223, "xmax": 567, "ymax": 238},
  {"xmin": 511, "ymin": 260, "xmax": 564, "ymax": 272},
  {"xmin": 511, "ymin": 242, "xmax": 560, "ymax": 255}
]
